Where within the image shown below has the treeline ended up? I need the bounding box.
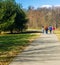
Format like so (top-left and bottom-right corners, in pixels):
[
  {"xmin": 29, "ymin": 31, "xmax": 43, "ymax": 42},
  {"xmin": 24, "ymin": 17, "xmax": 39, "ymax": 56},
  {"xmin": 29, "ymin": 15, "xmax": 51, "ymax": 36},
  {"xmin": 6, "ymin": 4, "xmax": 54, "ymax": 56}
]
[
  {"xmin": 0, "ymin": 0, "xmax": 28, "ymax": 33},
  {"xmin": 27, "ymin": 6, "xmax": 60, "ymax": 29},
  {"xmin": 1, "ymin": 0, "xmax": 60, "ymax": 32}
]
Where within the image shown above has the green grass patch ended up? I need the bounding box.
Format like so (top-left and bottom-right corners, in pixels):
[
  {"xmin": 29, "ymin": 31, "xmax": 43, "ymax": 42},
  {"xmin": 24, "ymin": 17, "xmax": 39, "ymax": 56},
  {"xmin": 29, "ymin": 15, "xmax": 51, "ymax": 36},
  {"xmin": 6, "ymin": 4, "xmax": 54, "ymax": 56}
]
[{"xmin": 0, "ymin": 33, "xmax": 39, "ymax": 65}]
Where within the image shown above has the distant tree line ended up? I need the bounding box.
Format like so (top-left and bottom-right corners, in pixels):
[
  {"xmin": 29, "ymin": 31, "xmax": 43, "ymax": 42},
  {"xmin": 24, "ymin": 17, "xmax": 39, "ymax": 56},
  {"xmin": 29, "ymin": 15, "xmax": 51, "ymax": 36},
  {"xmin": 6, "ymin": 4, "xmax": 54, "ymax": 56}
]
[
  {"xmin": 27, "ymin": 6, "xmax": 60, "ymax": 29},
  {"xmin": 0, "ymin": 0, "xmax": 28, "ymax": 33}
]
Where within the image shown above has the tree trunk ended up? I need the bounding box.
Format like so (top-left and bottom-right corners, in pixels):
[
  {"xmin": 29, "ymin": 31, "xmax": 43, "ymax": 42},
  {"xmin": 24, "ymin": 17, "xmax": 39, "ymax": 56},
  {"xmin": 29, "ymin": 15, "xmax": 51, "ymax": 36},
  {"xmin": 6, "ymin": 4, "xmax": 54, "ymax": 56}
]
[{"xmin": 10, "ymin": 30, "xmax": 13, "ymax": 34}]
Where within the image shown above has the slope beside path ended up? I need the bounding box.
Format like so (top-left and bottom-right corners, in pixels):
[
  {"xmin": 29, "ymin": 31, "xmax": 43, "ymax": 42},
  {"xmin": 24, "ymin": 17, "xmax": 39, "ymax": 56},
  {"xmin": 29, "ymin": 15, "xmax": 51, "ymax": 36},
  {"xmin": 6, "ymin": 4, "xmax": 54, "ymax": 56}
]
[{"xmin": 9, "ymin": 34, "xmax": 60, "ymax": 65}]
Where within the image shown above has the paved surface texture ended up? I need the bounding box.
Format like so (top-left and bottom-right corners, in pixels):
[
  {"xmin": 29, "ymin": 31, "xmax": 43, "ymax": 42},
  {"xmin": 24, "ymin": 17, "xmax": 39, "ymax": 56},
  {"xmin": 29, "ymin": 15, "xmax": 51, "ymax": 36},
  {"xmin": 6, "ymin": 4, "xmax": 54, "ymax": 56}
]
[{"xmin": 9, "ymin": 34, "xmax": 60, "ymax": 65}]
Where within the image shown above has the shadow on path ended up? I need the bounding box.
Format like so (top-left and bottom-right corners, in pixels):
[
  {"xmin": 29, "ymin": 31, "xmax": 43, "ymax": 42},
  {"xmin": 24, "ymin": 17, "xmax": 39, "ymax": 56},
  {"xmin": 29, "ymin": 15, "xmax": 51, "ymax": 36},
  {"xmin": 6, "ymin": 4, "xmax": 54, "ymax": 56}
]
[{"xmin": 9, "ymin": 34, "xmax": 60, "ymax": 65}]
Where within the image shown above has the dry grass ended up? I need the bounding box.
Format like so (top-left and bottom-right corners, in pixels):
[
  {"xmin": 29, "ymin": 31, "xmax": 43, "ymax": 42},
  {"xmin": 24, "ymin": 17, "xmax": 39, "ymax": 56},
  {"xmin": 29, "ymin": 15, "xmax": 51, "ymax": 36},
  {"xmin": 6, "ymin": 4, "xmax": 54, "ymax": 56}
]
[{"xmin": 54, "ymin": 30, "xmax": 60, "ymax": 40}]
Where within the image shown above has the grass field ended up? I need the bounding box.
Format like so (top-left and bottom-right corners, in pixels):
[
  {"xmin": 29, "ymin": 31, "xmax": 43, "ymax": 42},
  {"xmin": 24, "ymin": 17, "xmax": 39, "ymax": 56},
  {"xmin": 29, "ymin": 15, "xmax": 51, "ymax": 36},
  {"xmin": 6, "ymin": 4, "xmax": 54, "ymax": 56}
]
[
  {"xmin": 54, "ymin": 30, "xmax": 60, "ymax": 40},
  {"xmin": 0, "ymin": 33, "xmax": 40, "ymax": 65}
]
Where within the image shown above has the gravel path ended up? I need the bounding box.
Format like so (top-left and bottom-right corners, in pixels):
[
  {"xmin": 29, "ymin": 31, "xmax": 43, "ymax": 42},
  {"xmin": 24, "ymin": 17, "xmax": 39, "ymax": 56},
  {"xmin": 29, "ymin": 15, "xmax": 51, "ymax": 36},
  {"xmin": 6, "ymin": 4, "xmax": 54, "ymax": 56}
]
[{"xmin": 9, "ymin": 34, "xmax": 60, "ymax": 65}]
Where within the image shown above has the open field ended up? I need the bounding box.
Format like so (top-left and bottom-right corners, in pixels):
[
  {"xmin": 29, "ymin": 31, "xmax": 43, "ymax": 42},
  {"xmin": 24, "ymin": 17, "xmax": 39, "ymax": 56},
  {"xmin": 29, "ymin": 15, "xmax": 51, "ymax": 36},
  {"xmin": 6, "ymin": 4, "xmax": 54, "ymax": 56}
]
[
  {"xmin": 54, "ymin": 30, "xmax": 60, "ymax": 40},
  {"xmin": 0, "ymin": 33, "xmax": 40, "ymax": 65}
]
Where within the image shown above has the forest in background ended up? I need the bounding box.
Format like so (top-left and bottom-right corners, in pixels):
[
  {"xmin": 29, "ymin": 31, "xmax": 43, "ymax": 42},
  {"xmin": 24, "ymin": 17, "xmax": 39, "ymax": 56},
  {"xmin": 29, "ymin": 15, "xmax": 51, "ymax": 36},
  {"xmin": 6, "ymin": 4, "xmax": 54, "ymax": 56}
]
[
  {"xmin": 27, "ymin": 6, "xmax": 60, "ymax": 29},
  {"xmin": 0, "ymin": 0, "xmax": 60, "ymax": 33}
]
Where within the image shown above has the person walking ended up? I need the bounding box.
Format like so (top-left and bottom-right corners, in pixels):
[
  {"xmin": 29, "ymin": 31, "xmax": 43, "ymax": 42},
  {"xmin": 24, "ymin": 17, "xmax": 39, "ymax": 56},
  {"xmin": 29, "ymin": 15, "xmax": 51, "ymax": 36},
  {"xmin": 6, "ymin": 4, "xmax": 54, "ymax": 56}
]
[
  {"xmin": 48, "ymin": 25, "xmax": 52, "ymax": 34},
  {"xmin": 52, "ymin": 26, "xmax": 55, "ymax": 33},
  {"xmin": 42, "ymin": 26, "xmax": 44, "ymax": 33},
  {"xmin": 45, "ymin": 26, "xmax": 48, "ymax": 34}
]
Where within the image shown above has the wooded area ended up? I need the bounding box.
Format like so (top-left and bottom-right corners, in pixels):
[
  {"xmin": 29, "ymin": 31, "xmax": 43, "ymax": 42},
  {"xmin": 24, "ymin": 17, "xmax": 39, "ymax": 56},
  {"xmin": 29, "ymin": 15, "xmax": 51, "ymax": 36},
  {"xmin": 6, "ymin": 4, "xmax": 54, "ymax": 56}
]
[
  {"xmin": 27, "ymin": 6, "xmax": 60, "ymax": 29},
  {"xmin": 0, "ymin": 0, "xmax": 60, "ymax": 33}
]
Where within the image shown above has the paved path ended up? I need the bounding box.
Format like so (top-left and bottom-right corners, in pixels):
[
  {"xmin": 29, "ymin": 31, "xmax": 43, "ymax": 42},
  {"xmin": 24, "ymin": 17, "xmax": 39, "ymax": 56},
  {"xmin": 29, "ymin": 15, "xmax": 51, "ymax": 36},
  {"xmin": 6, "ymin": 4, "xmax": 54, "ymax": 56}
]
[{"xmin": 9, "ymin": 34, "xmax": 60, "ymax": 65}]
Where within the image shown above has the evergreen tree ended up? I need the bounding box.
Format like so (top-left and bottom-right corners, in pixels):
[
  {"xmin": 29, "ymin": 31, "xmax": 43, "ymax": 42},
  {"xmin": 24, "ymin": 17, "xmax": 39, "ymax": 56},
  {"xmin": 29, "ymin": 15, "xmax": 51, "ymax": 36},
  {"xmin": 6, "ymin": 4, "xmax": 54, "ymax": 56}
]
[{"xmin": 0, "ymin": 0, "xmax": 28, "ymax": 33}]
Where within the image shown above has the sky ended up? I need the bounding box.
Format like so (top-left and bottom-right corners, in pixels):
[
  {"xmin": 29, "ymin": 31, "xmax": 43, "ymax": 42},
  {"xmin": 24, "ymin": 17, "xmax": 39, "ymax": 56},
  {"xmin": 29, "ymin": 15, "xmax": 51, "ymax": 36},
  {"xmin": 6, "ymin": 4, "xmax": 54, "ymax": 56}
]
[{"xmin": 15, "ymin": 0, "xmax": 60, "ymax": 9}]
